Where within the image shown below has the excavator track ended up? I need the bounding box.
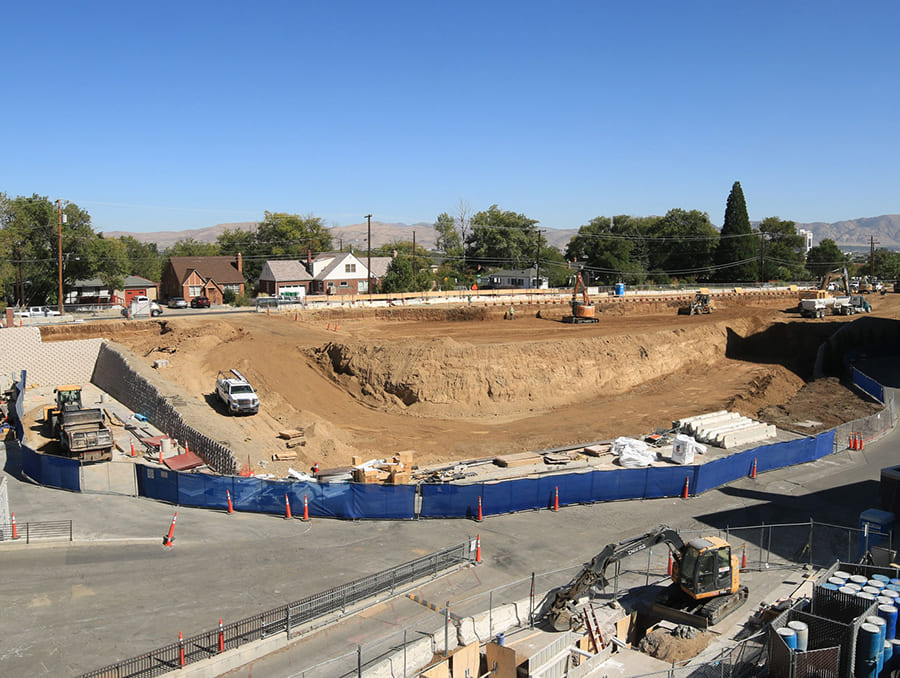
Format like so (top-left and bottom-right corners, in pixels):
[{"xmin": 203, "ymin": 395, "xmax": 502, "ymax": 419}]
[
  {"xmin": 697, "ymin": 585, "xmax": 749, "ymax": 626},
  {"xmin": 651, "ymin": 585, "xmax": 749, "ymax": 630}
]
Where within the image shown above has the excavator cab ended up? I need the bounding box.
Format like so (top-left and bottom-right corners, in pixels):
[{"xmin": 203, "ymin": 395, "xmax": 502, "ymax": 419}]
[{"xmin": 676, "ymin": 537, "xmax": 738, "ymax": 599}]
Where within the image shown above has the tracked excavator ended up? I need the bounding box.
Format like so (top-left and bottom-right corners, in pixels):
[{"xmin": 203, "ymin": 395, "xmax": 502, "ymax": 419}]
[
  {"xmin": 547, "ymin": 525, "xmax": 748, "ymax": 631},
  {"xmin": 562, "ymin": 273, "xmax": 599, "ymax": 324}
]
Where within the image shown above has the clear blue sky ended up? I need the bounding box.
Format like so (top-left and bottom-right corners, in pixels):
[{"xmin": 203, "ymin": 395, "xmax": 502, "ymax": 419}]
[{"xmin": 3, "ymin": 2, "xmax": 899, "ymax": 234}]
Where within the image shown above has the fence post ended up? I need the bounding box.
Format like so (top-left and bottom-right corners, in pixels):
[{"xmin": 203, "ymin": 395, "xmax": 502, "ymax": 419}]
[
  {"xmin": 26, "ymin": 522, "xmax": 29, "ymax": 544},
  {"xmin": 444, "ymin": 602, "xmax": 450, "ymax": 656},
  {"xmin": 808, "ymin": 519, "xmax": 814, "ymax": 567},
  {"xmin": 404, "ymin": 629, "xmax": 407, "ymax": 678},
  {"xmin": 489, "ymin": 591, "xmax": 493, "ymax": 637},
  {"xmin": 286, "ymin": 605, "xmax": 292, "ymax": 641},
  {"xmin": 69, "ymin": 520, "xmax": 73, "ymax": 542},
  {"xmin": 530, "ymin": 572, "xmax": 535, "ymax": 628},
  {"xmin": 357, "ymin": 645, "xmax": 362, "ymax": 677}
]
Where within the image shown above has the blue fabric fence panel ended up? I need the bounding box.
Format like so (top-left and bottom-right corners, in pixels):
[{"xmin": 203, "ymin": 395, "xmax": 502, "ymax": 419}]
[
  {"xmin": 231, "ymin": 477, "xmax": 263, "ymax": 511},
  {"xmin": 40, "ymin": 453, "xmax": 80, "ymax": 492},
  {"xmin": 537, "ymin": 473, "xmax": 595, "ymax": 508},
  {"xmin": 136, "ymin": 466, "xmax": 179, "ymax": 504},
  {"xmin": 177, "ymin": 473, "xmax": 232, "ymax": 509},
  {"xmin": 592, "ymin": 468, "xmax": 648, "ymax": 501},
  {"xmin": 755, "ymin": 437, "xmax": 820, "ymax": 474},
  {"xmin": 853, "ymin": 368, "xmax": 884, "ymax": 403},
  {"xmin": 645, "ymin": 465, "xmax": 696, "ymax": 499},
  {"xmin": 695, "ymin": 455, "xmax": 748, "ymax": 494},
  {"xmin": 350, "ymin": 483, "xmax": 416, "ymax": 519},
  {"xmin": 307, "ymin": 482, "xmax": 354, "ymax": 518},
  {"xmin": 21, "ymin": 445, "xmax": 41, "ymax": 485},
  {"xmin": 483, "ymin": 478, "xmax": 542, "ymax": 514},
  {"xmin": 420, "ymin": 483, "xmax": 484, "ymax": 518}
]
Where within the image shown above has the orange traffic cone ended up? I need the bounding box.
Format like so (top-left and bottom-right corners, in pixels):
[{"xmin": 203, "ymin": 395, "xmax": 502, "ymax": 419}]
[
  {"xmin": 667, "ymin": 552, "xmax": 673, "ymax": 576},
  {"xmin": 284, "ymin": 494, "xmax": 292, "ymax": 520},
  {"xmin": 741, "ymin": 543, "xmax": 748, "ymax": 571},
  {"xmin": 476, "ymin": 496, "xmax": 483, "ymax": 522},
  {"xmin": 553, "ymin": 486, "xmax": 559, "ymax": 512},
  {"xmin": 849, "ymin": 433, "xmax": 857, "ymax": 450},
  {"xmin": 475, "ymin": 534, "xmax": 482, "ymax": 563},
  {"xmin": 858, "ymin": 433, "xmax": 865, "ymax": 451},
  {"xmin": 162, "ymin": 512, "xmax": 177, "ymax": 547},
  {"xmin": 218, "ymin": 619, "xmax": 224, "ymax": 653},
  {"xmin": 130, "ymin": 440, "xmax": 135, "ymax": 457},
  {"xmin": 302, "ymin": 494, "xmax": 309, "ymax": 522},
  {"xmin": 682, "ymin": 477, "xmax": 690, "ymax": 499},
  {"xmin": 11, "ymin": 512, "xmax": 17, "ymax": 540},
  {"xmin": 750, "ymin": 458, "xmax": 757, "ymax": 479},
  {"xmin": 178, "ymin": 631, "xmax": 185, "ymax": 667},
  {"xmin": 226, "ymin": 489, "xmax": 233, "ymax": 514}
]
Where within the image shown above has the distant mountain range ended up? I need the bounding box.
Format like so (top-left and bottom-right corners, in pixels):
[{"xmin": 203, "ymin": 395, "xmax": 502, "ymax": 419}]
[{"xmin": 102, "ymin": 215, "xmax": 900, "ymax": 252}]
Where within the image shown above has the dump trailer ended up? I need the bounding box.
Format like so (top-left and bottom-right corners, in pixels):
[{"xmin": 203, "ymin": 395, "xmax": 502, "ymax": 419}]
[
  {"xmin": 547, "ymin": 525, "xmax": 748, "ymax": 632},
  {"xmin": 44, "ymin": 386, "xmax": 113, "ymax": 462}
]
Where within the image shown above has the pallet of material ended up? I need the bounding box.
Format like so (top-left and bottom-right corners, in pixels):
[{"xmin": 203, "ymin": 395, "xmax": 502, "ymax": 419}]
[
  {"xmin": 494, "ymin": 452, "xmax": 543, "ymax": 468},
  {"xmin": 278, "ymin": 429, "xmax": 304, "ymax": 440},
  {"xmin": 582, "ymin": 444, "xmax": 611, "ymax": 457},
  {"xmin": 271, "ymin": 452, "xmax": 297, "ymax": 461},
  {"xmin": 543, "ymin": 452, "xmax": 578, "ymax": 465}
]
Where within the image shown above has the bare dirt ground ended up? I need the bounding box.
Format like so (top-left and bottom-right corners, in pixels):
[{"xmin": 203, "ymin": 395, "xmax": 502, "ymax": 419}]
[{"xmin": 39, "ymin": 293, "xmax": 897, "ymax": 476}]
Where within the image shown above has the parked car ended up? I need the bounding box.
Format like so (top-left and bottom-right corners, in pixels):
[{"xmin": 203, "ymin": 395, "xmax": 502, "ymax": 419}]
[
  {"xmin": 14, "ymin": 306, "xmax": 62, "ymax": 318},
  {"xmin": 190, "ymin": 296, "xmax": 211, "ymax": 308},
  {"xmin": 167, "ymin": 297, "xmax": 188, "ymax": 309}
]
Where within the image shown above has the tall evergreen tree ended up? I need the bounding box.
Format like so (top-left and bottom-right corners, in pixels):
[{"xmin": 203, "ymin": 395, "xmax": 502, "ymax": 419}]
[{"xmin": 713, "ymin": 181, "xmax": 757, "ymax": 282}]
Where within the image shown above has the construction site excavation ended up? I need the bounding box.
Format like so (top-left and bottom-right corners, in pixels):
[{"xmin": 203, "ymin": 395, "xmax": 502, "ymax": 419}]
[{"xmin": 33, "ymin": 291, "xmax": 897, "ymax": 482}]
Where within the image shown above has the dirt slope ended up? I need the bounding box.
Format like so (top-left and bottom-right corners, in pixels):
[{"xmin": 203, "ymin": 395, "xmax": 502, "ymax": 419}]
[{"xmin": 38, "ymin": 294, "xmax": 898, "ymax": 474}]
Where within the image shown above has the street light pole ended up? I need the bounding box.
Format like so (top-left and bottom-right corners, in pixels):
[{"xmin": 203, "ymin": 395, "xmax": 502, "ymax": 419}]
[
  {"xmin": 57, "ymin": 199, "xmax": 64, "ymax": 315},
  {"xmin": 365, "ymin": 214, "xmax": 373, "ymax": 300}
]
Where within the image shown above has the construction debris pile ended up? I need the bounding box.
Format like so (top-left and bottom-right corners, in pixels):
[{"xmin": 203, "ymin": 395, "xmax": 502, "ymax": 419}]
[{"xmin": 676, "ymin": 410, "xmax": 777, "ymax": 449}]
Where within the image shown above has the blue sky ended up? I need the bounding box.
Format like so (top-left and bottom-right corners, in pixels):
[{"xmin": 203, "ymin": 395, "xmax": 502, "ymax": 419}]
[{"xmin": 3, "ymin": 2, "xmax": 899, "ymax": 234}]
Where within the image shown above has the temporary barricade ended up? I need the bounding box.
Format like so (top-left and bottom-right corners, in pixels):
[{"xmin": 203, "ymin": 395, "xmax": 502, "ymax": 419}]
[
  {"xmin": 20, "ymin": 444, "xmax": 80, "ymax": 492},
  {"xmin": 135, "ymin": 467, "xmax": 416, "ymax": 520}
]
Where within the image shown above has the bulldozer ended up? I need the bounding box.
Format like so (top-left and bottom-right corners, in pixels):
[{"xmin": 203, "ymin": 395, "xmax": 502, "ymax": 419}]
[
  {"xmin": 678, "ymin": 290, "xmax": 715, "ymax": 315},
  {"xmin": 562, "ymin": 273, "xmax": 599, "ymax": 324},
  {"xmin": 547, "ymin": 525, "xmax": 748, "ymax": 632}
]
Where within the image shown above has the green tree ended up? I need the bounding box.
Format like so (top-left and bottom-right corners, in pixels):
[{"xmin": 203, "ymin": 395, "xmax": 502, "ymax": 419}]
[
  {"xmin": 646, "ymin": 209, "xmax": 718, "ymax": 280},
  {"xmin": 537, "ymin": 247, "xmax": 571, "ymax": 287},
  {"xmin": 757, "ymin": 217, "xmax": 806, "ymax": 281},
  {"xmin": 247, "ymin": 212, "xmax": 333, "ymax": 284},
  {"xmin": 870, "ymin": 248, "xmax": 900, "ymax": 280},
  {"xmin": 90, "ymin": 236, "xmax": 129, "ymax": 292},
  {"xmin": 165, "ymin": 238, "xmax": 221, "ymax": 257},
  {"xmin": 433, "ymin": 212, "xmax": 463, "ymax": 262},
  {"xmin": 565, "ymin": 215, "xmax": 648, "ymax": 285},
  {"xmin": 713, "ymin": 182, "xmax": 757, "ymax": 282},
  {"xmin": 805, "ymin": 239, "xmax": 848, "ymax": 278},
  {"xmin": 116, "ymin": 236, "xmax": 163, "ymax": 282},
  {"xmin": 380, "ymin": 255, "xmax": 432, "ymax": 293},
  {"xmin": 466, "ymin": 205, "xmax": 542, "ymax": 270}
]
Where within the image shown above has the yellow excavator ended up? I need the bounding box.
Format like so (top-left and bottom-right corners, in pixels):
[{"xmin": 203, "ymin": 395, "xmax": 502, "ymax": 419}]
[
  {"xmin": 562, "ymin": 273, "xmax": 599, "ymax": 324},
  {"xmin": 547, "ymin": 525, "xmax": 748, "ymax": 631}
]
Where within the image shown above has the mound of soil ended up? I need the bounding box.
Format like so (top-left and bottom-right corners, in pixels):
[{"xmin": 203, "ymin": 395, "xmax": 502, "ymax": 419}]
[
  {"xmin": 638, "ymin": 627, "xmax": 715, "ymax": 663},
  {"xmin": 37, "ymin": 294, "xmax": 900, "ymax": 474}
]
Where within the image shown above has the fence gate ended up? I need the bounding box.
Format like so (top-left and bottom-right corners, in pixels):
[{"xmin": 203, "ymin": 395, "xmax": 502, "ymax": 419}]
[{"xmin": 80, "ymin": 461, "xmax": 137, "ymax": 495}]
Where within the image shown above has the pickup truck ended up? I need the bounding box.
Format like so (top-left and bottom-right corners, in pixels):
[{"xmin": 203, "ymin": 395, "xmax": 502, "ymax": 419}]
[
  {"xmin": 14, "ymin": 306, "xmax": 61, "ymax": 318},
  {"xmin": 216, "ymin": 369, "xmax": 259, "ymax": 415}
]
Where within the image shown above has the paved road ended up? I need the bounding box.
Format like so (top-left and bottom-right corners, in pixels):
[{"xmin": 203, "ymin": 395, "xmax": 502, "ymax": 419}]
[{"xmin": 1, "ymin": 384, "xmax": 896, "ymax": 677}]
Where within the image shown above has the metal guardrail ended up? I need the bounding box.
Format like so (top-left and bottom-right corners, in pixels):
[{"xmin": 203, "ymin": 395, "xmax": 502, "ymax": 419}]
[
  {"xmin": 76, "ymin": 538, "xmax": 476, "ymax": 678},
  {"xmin": 0, "ymin": 519, "xmax": 72, "ymax": 543}
]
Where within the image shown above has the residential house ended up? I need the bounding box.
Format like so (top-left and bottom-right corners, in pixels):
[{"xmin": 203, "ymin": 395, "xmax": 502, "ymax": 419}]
[
  {"xmin": 68, "ymin": 275, "xmax": 158, "ymax": 306},
  {"xmin": 161, "ymin": 254, "xmax": 246, "ymax": 305},
  {"xmin": 257, "ymin": 260, "xmax": 313, "ymax": 297},
  {"xmin": 307, "ymin": 252, "xmax": 392, "ymax": 295},
  {"xmin": 484, "ymin": 267, "xmax": 548, "ymax": 290}
]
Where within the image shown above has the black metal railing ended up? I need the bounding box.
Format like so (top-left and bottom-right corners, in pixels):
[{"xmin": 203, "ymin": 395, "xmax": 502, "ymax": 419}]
[
  {"xmin": 0, "ymin": 520, "xmax": 72, "ymax": 544},
  {"xmin": 76, "ymin": 539, "xmax": 475, "ymax": 678}
]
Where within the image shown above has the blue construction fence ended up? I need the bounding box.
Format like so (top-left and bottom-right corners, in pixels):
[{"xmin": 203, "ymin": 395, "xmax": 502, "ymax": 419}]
[{"xmin": 127, "ymin": 431, "xmax": 835, "ymax": 519}]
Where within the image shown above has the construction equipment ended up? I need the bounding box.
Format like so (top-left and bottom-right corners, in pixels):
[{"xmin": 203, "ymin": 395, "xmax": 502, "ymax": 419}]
[
  {"xmin": 216, "ymin": 369, "xmax": 260, "ymax": 415},
  {"xmin": 43, "ymin": 386, "xmax": 114, "ymax": 462},
  {"xmin": 562, "ymin": 273, "xmax": 599, "ymax": 324},
  {"xmin": 799, "ymin": 267, "xmax": 850, "ymax": 302},
  {"xmin": 678, "ymin": 290, "xmax": 715, "ymax": 315},
  {"xmin": 547, "ymin": 525, "xmax": 748, "ymax": 632}
]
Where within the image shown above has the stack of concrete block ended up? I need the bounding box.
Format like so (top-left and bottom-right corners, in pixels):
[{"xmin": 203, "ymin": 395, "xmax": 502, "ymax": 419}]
[
  {"xmin": 0, "ymin": 327, "xmax": 104, "ymax": 387},
  {"xmin": 676, "ymin": 410, "xmax": 776, "ymax": 449}
]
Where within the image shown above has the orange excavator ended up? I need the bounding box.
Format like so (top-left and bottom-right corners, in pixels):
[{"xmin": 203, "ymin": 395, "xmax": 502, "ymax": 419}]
[{"xmin": 562, "ymin": 273, "xmax": 599, "ymax": 324}]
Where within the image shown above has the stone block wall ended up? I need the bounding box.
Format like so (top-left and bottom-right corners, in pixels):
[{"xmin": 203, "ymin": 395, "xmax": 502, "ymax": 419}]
[{"xmin": 91, "ymin": 343, "xmax": 237, "ymax": 474}]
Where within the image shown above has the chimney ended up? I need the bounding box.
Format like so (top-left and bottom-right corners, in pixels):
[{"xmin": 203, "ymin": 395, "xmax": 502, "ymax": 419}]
[
  {"xmin": 307, "ymin": 249, "xmax": 312, "ymax": 266},
  {"xmin": 237, "ymin": 252, "xmax": 243, "ymax": 273}
]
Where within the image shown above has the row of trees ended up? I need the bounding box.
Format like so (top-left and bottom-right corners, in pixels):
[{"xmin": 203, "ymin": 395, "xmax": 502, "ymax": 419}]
[{"xmin": 3, "ymin": 186, "xmax": 900, "ymax": 305}]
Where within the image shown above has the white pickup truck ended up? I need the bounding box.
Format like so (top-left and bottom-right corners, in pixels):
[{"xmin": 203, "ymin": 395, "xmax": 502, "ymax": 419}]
[
  {"xmin": 215, "ymin": 369, "xmax": 259, "ymax": 415},
  {"xmin": 14, "ymin": 306, "xmax": 61, "ymax": 318}
]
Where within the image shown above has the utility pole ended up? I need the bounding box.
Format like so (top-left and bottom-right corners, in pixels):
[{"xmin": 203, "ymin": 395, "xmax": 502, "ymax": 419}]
[
  {"xmin": 870, "ymin": 235, "xmax": 877, "ymax": 280},
  {"xmin": 412, "ymin": 231, "xmax": 416, "ymax": 280},
  {"xmin": 57, "ymin": 199, "xmax": 64, "ymax": 315},
  {"xmin": 536, "ymin": 230, "xmax": 543, "ymax": 288},
  {"xmin": 365, "ymin": 214, "xmax": 373, "ymax": 300}
]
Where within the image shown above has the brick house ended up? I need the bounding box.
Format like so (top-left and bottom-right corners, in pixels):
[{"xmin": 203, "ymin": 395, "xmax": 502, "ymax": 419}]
[
  {"xmin": 161, "ymin": 254, "xmax": 246, "ymax": 305},
  {"xmin": 68, "ymin": 275, "xmax": 158, "ymax": 306}
]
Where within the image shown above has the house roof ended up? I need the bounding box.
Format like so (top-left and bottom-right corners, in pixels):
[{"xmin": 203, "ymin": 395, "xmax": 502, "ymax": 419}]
[
  {"xmin": 72, "ymin": 275, "xmax": 158, "ymax": 289},
  {"xmin": 168, "ymin": 256, "xmax": 245, "ymax": 285},
  {"xmin": 489, "ymin": 267, "xmax": 541, "ymax": 278},
  {"xmin": 260, "ymin": 260, "xmax": 313, "ymax": 282},
  {"xmin": 315, "ymin": 252, "xmax": 361, "ymax": 280},
  {"xmin": 367, "ymin": 257, "xmax": 393, "ymax": 279}
]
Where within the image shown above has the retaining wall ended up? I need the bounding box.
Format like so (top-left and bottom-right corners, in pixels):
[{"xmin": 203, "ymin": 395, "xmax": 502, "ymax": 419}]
[{"xmin": 0, "ymin": 327, "xmax": 103, "ymax": 386}]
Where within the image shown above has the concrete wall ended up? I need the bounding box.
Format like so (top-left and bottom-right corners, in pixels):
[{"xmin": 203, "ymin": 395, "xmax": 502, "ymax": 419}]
[{"xmin": 0, "ymin": 327, "xmax": 104, "ymax": 387}]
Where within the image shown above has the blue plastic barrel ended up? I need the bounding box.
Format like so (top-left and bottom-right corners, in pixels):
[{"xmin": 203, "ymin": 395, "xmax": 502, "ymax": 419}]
[
  {"xmin": 822, "ymin": 582, "xmax": 839, "ymax": 591},
  {"xmin": 835, "ymin": 570, "xmax": 852, "ymax": 580},
  {"xmin": 867, "ymin": 616, "xmax": 887, "ymax": 674},
  {"xmin": 873, "ymin": 574, "xmax": 891, "ymax": 583},
  {"xmin": 857, "ymin": 622, "xmax": 881, "ymax": 678},
  {"xmin": 853, "ymin": 575, "xmax": 871, "ymax": 586},
  {"xmin": 615, "ymin": 282, "xmax": 625, "ymax": 296},
  {"xmin": 879, "ymin": 604, "xmax": 898, "ymax": 640},
  {"xmin": 777, "ymin": 627, "xmax": 797, "ymax": 650},
  {"xmin": 869, "ymin": 579, "xmax": 887, "ymax": 590},
  {"xmin": 885, "ymin": 639, "xmax": 894, "ymax": 668},
  {"xmin": 828, "ymin": 576, "xmax": 847, "ymax": 586}
]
